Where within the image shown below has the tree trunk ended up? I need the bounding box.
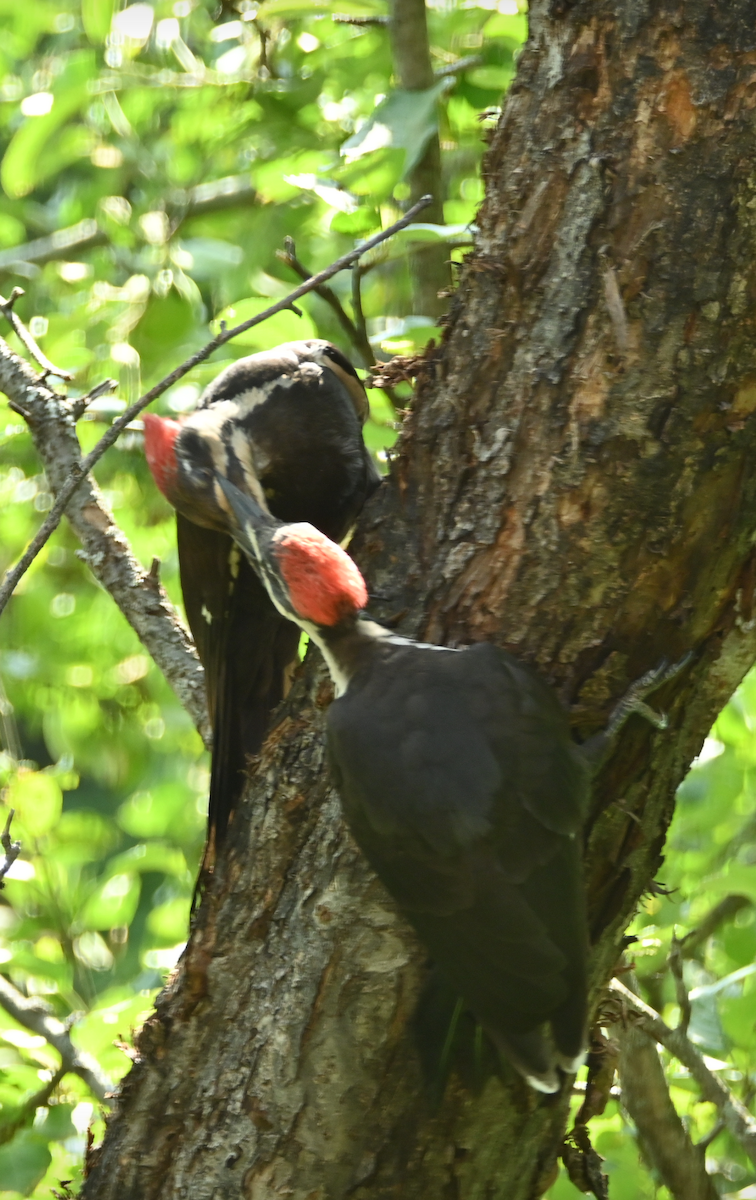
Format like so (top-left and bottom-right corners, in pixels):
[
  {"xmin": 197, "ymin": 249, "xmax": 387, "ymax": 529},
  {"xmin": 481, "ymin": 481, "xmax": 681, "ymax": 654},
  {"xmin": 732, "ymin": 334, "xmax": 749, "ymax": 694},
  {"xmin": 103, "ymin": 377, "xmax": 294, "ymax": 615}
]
[{"xmin": 83, "ymin": 3, "xmax": 756, "ymax": 1196}]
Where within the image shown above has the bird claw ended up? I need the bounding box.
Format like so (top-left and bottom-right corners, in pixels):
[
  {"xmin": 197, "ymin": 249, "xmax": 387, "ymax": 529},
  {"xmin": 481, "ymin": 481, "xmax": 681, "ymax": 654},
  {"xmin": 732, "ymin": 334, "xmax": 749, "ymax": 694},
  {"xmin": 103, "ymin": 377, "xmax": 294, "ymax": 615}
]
[{"xmin": 604, "ymin": 651, "xmax": 693, "ymax": 740}]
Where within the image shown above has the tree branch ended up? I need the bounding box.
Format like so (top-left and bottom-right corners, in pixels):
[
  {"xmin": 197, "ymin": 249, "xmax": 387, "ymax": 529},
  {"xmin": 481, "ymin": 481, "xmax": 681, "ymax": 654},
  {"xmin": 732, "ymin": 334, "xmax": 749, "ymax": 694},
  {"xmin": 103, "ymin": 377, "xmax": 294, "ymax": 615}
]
[
  {"xmin": 0, "ymin": 1064, "xmax": 67, "ymax": 1146},
  {"xmin": 0, "ymin": 810, "xmax": 21, "ymax": 889},
  {"xmin": 0, "ymin": 175, "xmax": 259, "ymax": 278},
  {"xmin": 388, "ymin": 0, "xmax": 449, "ymax": 316},
  {"xmin": 0, "ymin": 196, "xmax": 432, "ymax": 623},
  {"xmin": 0, "ymin": 288, "xmax": 73, "ymax": 380},
  {"xmin": 618, "ymin": 1022, "xmax": 719, "ymax": 1200},
  {"xmin": 609, "ymin": 978, "xmax": 756, "ymax": 1170},
  {"xmin": 681, "ymin": 895, "xmax": 752, "ymax": 957},
  {"xmin": 277, "ymin": 238, "xmax": 375, "ymax": 366},
  {"xmin": 0, "ymin": 974, "xmax": 113, "ymax": 1104},
  {"xmin": 0, "ymin": 342, "xmax": 211, "ymax": 745}
]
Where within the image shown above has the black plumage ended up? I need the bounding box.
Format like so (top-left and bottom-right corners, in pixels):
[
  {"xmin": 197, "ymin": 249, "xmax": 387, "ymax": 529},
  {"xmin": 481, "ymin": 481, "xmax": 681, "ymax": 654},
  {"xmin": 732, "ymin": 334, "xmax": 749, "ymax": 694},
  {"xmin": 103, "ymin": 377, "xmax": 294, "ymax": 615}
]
[
  {"xmin": 325, "ymin": 634, "xmax": 589, "ymax": 1089},
  {"xmin": 144, "ymin": 340, "xmax": 379, "ymax": 852},
  {"xmin": 211, "ymin": 478, "xmax": 590, "ymax": 1092}
]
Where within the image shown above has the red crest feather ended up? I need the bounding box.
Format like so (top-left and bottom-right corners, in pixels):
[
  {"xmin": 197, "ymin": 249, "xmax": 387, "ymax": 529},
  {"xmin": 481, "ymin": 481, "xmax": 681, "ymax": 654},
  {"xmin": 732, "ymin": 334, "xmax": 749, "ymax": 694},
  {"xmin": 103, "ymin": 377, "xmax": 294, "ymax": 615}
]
[
  {"xmin": 143, "ymin": 413, "xmax": 181, "ymax": 498},
  {"xmin": 274, "ymin": 527, "xmax": 367, "ymax": 626}
]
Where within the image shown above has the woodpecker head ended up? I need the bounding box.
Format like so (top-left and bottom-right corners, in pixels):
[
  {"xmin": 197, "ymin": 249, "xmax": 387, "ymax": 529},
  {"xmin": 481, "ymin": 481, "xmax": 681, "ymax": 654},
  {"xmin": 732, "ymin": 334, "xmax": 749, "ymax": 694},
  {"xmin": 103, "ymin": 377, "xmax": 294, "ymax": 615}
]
[
  {"xmin": 143, "ymin": 339, "xmax": 370, "ymax": 534},
  {"xmin": 143, "ymin": 408, "xmax": 264, "ymax": 533},
  {"xmin": 217, "ymin": 476, "xmax": 368, "ymax": 632}
]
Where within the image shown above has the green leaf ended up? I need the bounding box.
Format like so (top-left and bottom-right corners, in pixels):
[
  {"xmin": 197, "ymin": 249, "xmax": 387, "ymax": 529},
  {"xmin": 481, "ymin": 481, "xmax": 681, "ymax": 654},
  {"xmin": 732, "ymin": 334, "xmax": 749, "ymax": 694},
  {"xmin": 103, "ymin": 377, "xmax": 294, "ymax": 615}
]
[
  {"xmin": 78, "ymin": 872, "xmax": 141, "ymax": 930},
  {"xmin": 1, "ymin": 52, "xmax": 96, "ymax": 198},
  {"xmin": 103, "ymin": 842, "xmax": 188, "ymax": 878},
  {"xmin": 0, "ymin": 1130, "xmax": 51, "ymax": 1194},
  {"xmin": 82, "ymin": 0, "xmax": 116, "ymax": 43},
  {"xmin": 6, "ymin": 771, "xmax": 62, "ymax": 837},
  {"xmin": 341, "ymin": 82, "xmax": 451, "ymax": 177},
  {"xmin": 117, "ymin": 785, "xmax": 191, "ymax": 838},
  {"xmin": 330, "ymin": 207, "xmax": 380, "ymax": 235},
  {"xmin": 259, "ymin": 0, "xmax": 382, "ymax": 12},
  {"xmin": 34, "ymin": 1103, "xmax": 76, "ymax": 1142},
  {"xmin": 212, "ymin": 297, "xmax": 317, "ymax": 349},
  {"xmin": 147, "ymin": 896, "xmax": 191, "ymax": 941}
]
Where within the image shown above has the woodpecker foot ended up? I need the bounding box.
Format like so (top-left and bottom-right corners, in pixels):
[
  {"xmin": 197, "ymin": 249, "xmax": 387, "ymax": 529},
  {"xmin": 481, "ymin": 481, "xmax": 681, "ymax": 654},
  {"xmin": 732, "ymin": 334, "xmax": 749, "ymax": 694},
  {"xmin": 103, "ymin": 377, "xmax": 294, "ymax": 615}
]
[
  {"xmin": 604, "ymin": 652, "xmax": 693, "ymax": 740},
  {"xmin": 581, "ymin": 652, "xmax": 693, "ymax": 770}
]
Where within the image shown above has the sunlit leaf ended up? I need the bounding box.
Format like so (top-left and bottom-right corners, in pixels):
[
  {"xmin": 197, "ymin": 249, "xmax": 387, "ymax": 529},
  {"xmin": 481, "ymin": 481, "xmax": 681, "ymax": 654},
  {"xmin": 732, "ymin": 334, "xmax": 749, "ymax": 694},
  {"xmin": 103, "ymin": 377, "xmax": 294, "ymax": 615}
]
[{"xmin": 6, "ymin": 771, "xmax": 62, "ymax": 837}]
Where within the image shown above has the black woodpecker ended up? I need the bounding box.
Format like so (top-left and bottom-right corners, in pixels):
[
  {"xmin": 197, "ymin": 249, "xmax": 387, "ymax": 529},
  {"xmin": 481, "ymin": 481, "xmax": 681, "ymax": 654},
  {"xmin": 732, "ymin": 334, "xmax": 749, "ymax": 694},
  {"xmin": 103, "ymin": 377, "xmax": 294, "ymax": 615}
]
[
  {"xmin": 144, "ymin": 340, "xmax": 380, "ymax": 859},
  {"xmin": 215, "ymin": 477, "xmax": 590, "ymax": 1094}
]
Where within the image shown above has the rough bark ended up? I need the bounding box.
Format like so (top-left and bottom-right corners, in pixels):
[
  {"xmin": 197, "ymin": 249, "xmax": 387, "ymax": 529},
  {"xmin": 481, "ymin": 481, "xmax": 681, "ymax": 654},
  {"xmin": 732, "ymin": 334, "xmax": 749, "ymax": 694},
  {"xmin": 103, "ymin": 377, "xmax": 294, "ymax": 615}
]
[{"xmin": 82, "ymin": 2, "xmax": 756, "ymax": 1197}]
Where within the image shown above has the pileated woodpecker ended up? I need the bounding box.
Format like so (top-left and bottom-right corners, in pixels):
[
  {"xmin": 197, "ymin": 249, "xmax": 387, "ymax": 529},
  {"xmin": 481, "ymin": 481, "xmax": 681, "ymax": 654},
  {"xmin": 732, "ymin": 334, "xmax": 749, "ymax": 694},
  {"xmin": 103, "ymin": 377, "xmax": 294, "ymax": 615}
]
[
  {"xmin": 215, "ymin": 477, "xmax": 590, "ymax": 1093},
  {"xmin": 143, "ymin": 340, "xmax": 380, "ymax": 856}
]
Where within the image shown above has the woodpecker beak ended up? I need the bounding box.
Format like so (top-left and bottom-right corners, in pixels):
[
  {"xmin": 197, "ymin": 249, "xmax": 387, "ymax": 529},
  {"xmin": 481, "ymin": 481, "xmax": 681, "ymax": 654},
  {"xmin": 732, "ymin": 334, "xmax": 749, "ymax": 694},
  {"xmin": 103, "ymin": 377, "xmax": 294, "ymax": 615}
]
[{"xmin": 216, "ymin": 475, "xmax": 279, "ymax": 572}]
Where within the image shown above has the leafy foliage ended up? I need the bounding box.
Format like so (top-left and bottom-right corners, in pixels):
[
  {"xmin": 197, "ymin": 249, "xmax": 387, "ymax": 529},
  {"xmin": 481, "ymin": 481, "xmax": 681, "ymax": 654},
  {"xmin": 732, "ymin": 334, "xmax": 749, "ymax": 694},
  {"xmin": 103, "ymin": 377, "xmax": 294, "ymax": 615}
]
[{"xmin": 0, "ymin": 3, "xmax": 754, "ymax": 1199}]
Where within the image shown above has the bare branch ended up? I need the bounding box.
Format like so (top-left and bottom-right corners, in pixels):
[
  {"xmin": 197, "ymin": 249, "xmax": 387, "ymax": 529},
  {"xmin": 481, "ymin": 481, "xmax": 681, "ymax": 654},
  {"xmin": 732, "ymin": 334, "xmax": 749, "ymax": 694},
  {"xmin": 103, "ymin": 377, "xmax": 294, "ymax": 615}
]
[
  {"xmin": 0, "ymin": 810, "xmax": 21, "ymax": 889},
  {"xmin": 618, "ymin": 1022, "xmax": 718, "ymax": 1200},
  {"xmin": 0, "ymin": 288, "xmax": 73, "ymax": 380},
  {"xmin": 681, "ymin": 895, "xmax": 752, "ymax": 957},
  {"xmin": 277, "ymin": 237, "xmax": 375, "ymax": 366},
  {"xmin": 609, "ymin": 977, "xmax": 756, "ymax": 1169},
  {"xmin": 669, "ymin": 932, "xmax": 692, "ymax": 1034},
  {"xmin": 0, "ymin": 1064, "xmax": 67, "ymax": 1146},
  {"xmin": 0, "ymin": 343, "xmax": 210, "ymax": 744},
  {"xmin": 435, "ymin": 55, "xmax": 482, "ymax": 78},
  {"xmin": 0, "ymin": 974, "xmax": 113, "ymax": 1104},
  {"xmin": 332, "ymin": 13, "xmax": 389, "ymax": 25},
  {"xmin": 0, "ymin": 220, "xmax": 104, "ymax": 276},
  {"xmin": 0, "ymin": 176, "xmax": 258, "ymax": 279},
  {"xmin": 0, "ymin": 196, "xmax": 432, "ymax": 617}
]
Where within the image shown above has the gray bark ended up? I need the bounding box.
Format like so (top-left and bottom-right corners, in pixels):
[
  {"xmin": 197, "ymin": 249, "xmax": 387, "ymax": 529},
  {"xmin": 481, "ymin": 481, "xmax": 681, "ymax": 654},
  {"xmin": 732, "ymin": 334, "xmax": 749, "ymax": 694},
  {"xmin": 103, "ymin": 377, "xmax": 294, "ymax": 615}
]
[{"xmin": 83, "ymin": 2, "xmax": 756, "ymax": 1196}]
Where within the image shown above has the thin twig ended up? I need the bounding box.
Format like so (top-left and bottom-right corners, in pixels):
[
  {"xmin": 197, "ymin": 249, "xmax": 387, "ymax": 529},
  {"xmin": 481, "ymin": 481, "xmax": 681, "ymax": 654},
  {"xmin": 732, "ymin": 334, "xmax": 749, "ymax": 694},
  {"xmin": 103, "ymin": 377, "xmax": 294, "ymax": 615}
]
[
  {"xmin": 0, "ymin": 1064, "xmax": 67, "ymax": 1146},
  {"xmin": 609, "ymin": 977, "xmax": 756, "ymax": 1169},
  {"xmin": 681, "ymin": 895, "xmax": 751, "ymax": 957},
  {"xmin": 351, "ymin": 263, "xmax": 370, "ymax": 357},
  {"xmin": 0, "ymin": 289, "xmax": 73, "ymax": 380},
  {"xmin": 669, "ymin": 932, "xmax": 692, "ymax": 1034},
  {"xmin": 333, "ymin": 13, "xmax": 389, "ymax": 25},
  {"xmin": 0, "ymin": 809, "xmax": 21, "ymax": 889},
  {"xmin": 0, "ymin": 974, "xmax": 113, "ymax": 1103},
  {"xmin": 0, "ymin": 197, "xmax": 432, "ymax": 618},
  {"xmin": 277, "ymin": 238, "xmax": 375, "ymax": 366},
  {"xmin": 0, "ymin": 343, "xmax": 208, "ymax": 744},
  {"xmin": 70, "ymin": 377, "xmax": 118, "ymax": 421},
  {"xmin": 435, "ymin": 54, "xmax": 482, "ymax": 78}
]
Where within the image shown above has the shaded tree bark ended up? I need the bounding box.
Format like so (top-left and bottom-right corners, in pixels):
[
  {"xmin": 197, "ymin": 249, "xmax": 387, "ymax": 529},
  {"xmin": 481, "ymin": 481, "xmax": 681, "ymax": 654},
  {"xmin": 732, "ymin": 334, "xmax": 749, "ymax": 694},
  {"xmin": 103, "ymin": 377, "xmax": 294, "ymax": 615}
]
[{"xmin": 82, "ymin": 2, "xmax": 756, "ymax": 1196}]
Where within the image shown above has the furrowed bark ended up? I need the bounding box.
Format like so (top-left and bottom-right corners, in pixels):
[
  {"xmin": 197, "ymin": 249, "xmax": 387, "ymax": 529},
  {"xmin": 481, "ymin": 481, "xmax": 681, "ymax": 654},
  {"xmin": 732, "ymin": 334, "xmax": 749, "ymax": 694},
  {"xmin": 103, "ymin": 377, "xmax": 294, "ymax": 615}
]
[{"xmin": 83, "ymin": 3, "xmax": 756, "ymax": 1197}]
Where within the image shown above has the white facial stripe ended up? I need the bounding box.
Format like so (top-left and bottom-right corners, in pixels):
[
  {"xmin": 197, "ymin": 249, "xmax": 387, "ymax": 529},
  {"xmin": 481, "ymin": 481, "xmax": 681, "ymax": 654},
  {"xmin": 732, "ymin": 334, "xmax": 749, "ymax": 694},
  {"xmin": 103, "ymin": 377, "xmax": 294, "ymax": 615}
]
[{"xmin": 229, "ymin": 425, "xmax": 269, "ymax": 510}]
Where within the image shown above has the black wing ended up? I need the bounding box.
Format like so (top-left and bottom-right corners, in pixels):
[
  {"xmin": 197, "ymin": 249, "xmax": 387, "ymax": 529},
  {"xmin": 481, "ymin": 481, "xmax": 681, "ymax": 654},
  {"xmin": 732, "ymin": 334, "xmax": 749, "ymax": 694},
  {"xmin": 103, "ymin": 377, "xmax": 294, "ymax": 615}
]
[
  {"xmin": 326, "ymin": 641, "xmax": 589, "ymax": 1074},
  {"xmin": 177, "ymin": 514, "xmax": 300, "ymax": 847}
]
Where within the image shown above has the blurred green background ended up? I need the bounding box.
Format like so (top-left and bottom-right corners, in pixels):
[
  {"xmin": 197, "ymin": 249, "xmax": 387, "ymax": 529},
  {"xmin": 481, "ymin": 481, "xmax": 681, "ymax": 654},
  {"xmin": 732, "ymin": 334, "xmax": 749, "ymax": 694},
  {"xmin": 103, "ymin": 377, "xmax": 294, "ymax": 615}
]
[{"xmin": 0, "ymin": 2, "xmax": 753, "ymax": 1197}]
